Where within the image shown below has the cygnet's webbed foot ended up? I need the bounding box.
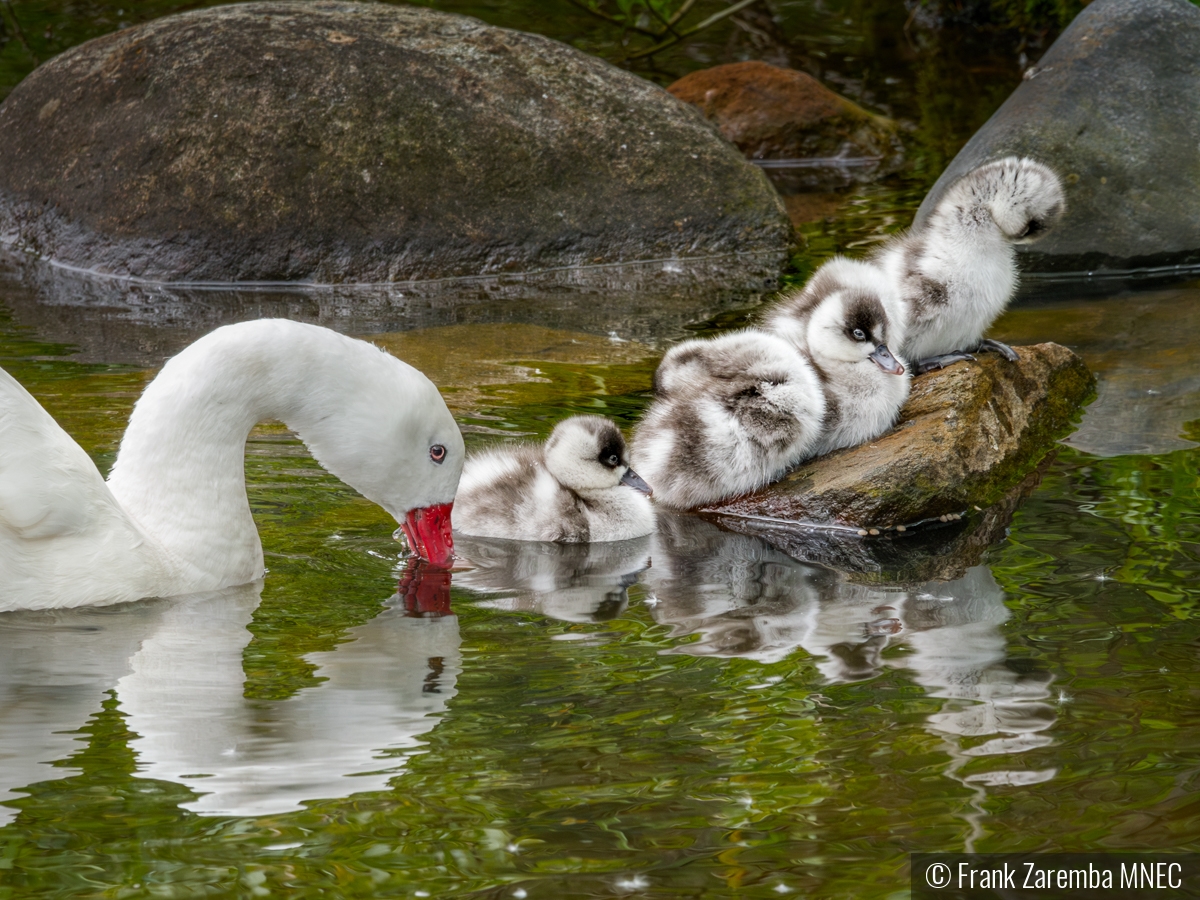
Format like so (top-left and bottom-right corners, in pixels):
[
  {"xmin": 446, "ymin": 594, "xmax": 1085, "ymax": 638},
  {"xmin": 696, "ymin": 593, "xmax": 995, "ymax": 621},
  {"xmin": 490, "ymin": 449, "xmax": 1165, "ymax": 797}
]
[
  {"xmin": 913, "ymin": 352, "xmax": 975, "ymax": 375},
  {"xmin": 976, "ymin": 338, "xmax": 1020, "ymax": 362}
]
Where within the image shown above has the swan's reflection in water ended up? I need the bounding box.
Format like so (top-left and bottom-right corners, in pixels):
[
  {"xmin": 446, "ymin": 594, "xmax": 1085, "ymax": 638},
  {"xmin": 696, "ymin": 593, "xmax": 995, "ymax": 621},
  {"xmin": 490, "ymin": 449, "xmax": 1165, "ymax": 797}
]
[
  {"xmin": 0, "ymin": 598, "xmax": 173, "ymax": 823},
  {"xmin": 0, "ymin": 567, "xmax": 459, "ymax": 820},
  {"xmin": 457, "ymin": 513, "xmax": 1058, "ymax": 843},
  {"xmin": 3, "ymin": 517, "xmax": 1058, "ymax": 825}
]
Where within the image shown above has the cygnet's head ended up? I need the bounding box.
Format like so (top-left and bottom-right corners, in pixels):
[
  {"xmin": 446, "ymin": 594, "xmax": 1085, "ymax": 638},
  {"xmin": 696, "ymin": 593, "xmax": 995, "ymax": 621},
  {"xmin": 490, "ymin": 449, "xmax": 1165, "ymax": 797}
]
[
  {"xmin": 544, "ymin": 415, "xmax": 652, "ymax": 496},
  {"xmin": 806, "ymin": 282, "xmax": 905, "ymax": 375},
  {"xmin": 954, "ymin": 156, "xmax": 1066, "ymax": 244}
]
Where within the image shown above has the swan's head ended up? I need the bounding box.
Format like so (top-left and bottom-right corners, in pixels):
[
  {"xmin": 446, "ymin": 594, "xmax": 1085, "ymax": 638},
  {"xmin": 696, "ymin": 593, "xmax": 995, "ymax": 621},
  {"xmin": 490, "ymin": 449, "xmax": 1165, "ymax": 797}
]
[
  {"xmin": 806, "ymin": 276, "xmax": 905, "ymax": 375},
  {"xmin": 543, "ymin": 415, "xmax": 651, "ymax": 497},
  {"xmin": 298, "ymin": 347, "xmax": 464, "ymax": 568},
  {"xmin": 952, "ymin": 156, "xmax": 1065, "ymax": 244}
]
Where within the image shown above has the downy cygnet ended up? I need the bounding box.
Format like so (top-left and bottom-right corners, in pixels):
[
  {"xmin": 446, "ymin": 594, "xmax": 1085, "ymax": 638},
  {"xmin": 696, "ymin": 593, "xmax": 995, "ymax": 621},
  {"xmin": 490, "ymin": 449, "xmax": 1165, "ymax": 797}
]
[
  {"xmin": 454, "ymin": 415, "xmax": 654, "ymax": 542},
  {"xmin": 872, "ymin": 156, "xmax": 1065, "ymax": 373},
  {"xmin": 764, "ymin": 256, "xmax": 910, "ymax": 457},
  {"xmin": 631, "ymin": 329, "xmax": 826, "ymax": 510}
]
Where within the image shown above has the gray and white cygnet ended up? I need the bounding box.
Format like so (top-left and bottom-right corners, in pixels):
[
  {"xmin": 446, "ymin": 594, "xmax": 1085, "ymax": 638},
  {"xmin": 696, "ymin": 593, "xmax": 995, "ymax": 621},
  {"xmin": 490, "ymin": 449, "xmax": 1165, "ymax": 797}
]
[
  {"xmin": 872, "ymin": 156, "xmax": 1065, "ymax": 372},
  {"xmin": 630, "ymin": 329, "xmax": 826, "ymax": 510},
  {"xmin": 454, "ymin": 415, "xmax": 655, "ymax": 543},
  {"xmin": 763, "ymin": 256, "xmax": 911, "ymax": 457}
]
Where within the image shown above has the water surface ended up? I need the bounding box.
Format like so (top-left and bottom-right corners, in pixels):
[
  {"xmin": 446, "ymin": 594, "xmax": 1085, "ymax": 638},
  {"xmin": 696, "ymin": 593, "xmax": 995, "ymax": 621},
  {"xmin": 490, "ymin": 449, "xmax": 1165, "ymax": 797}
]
[{"xmin": 1, "ymin": 1, "xmax": 1199, "ymax": 897}]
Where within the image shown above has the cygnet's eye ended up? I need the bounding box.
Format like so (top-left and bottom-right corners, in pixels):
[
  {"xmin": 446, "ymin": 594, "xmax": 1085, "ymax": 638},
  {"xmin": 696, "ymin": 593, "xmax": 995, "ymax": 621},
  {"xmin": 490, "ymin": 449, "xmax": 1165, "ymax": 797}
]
[
  {"xmin": 852, "ymin": 328, "xmax": 867, "ymax": 342},
  {"xmin": 429, "ymin": 444, "xmax": 447, "ymax": 464},
  {"xmin": 601, "ymin": 453, "xmax": 620, "ymax": 469}
]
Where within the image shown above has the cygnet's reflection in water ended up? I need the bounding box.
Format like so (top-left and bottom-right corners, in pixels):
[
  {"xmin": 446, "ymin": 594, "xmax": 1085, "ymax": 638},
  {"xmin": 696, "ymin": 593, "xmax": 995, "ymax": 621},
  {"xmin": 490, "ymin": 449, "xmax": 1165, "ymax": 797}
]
[
  {"xmin": 648, "ymin": 514, "xmax": 1058, "ymax": 846},
  {"xmin": 0, "ymin": 562, "xmax": 459, "ymax": 820},
  {"xmin": 648, "ymin": 514, "xmax": 1056, "ymax": 749},
  {"xmin": 454, "ymin": 534, "xmax": 652, "ymax": 623},
  {"xmin": 462, "ymin": 512, "xmax": 1059, "ymax": 848}
]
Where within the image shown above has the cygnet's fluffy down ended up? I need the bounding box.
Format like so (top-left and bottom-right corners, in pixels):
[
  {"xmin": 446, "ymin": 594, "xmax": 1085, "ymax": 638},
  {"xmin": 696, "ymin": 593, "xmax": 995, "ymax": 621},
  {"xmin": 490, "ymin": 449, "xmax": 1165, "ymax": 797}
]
[
  {"xmin": 631, "ymin": 329, "xmax": 826, "ymax": 510},
  {"xmin": 763, "ymin": 256, "xmax": 910, "ymax": 457},
  {"xmin": 872, "ymin": 156, "xmax": 1065, "ymax": 370},
  {"xmin": 454, "ymin": 415, "xmax": 654, "ymax": 543}
]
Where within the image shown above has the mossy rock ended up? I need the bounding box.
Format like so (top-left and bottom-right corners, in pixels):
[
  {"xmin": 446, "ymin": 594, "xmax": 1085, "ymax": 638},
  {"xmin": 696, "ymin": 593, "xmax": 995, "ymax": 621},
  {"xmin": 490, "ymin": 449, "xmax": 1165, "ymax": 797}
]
[
  {"xmin": 0, "ymin": 1, "xmax": 790, "ymax": 284},
  {"xmin": 702, "ymin": 342, "xmax": 1095, "ymax": 530}
]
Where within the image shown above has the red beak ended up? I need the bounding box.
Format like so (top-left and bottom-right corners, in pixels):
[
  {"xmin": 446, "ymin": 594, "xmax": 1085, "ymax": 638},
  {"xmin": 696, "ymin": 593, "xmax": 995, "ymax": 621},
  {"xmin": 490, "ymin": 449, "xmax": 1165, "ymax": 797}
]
[{"xmin": 401, "ymin": 502, "xmax": 455, "ymax": 568}]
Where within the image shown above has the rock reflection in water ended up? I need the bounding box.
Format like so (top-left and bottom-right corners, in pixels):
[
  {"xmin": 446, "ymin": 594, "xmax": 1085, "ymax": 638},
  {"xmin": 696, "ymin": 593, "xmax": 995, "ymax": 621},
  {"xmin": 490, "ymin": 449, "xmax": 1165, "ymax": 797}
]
[
  {"xmin": 0, "ymin": 575, "xmax": 460, "ymax": 819},
  {"xmin": 993, "ymin": 284, "xmax": 1200, "ymax": 457},
  {"xmin": 454, "ymin": 534, "xmax": 651, "ymax": 623},
  {"xmin": 0, "ymin": 249, "xmax": 776, "ymax": 367}
]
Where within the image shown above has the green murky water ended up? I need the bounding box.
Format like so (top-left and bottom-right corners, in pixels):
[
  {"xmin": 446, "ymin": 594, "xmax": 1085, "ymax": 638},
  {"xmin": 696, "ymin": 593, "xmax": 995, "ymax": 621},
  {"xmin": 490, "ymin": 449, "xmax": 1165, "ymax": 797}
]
[{"xmin": 3, "ymin": 2, "xmax": 1200, "ymax": 898}]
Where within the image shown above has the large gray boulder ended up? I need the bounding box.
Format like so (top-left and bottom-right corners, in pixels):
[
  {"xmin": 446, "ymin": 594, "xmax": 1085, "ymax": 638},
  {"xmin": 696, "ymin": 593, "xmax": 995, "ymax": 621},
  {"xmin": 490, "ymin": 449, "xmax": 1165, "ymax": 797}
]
[
  {"xmin": 914, "ymin": 0, "xmax": 1200, "ymax": 279},
  {"xmin": 0, "ymin": 1, "xmax": 790, "ymax": 284}
]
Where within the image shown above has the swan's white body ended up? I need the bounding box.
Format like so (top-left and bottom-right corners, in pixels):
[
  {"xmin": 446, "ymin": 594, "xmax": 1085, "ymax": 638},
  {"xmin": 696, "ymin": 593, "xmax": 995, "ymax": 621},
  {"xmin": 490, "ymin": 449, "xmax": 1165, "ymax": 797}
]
[{"xmin": 0, "ymin": 319, "xmax": 464, "ymax": 611}]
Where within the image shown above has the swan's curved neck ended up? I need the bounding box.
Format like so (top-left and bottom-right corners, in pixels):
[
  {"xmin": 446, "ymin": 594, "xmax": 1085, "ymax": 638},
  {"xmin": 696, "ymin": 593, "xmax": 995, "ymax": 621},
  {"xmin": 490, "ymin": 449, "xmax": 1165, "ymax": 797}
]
[{"xmin": 107, "ymin": 323, "xmax": 362, "ymax": 589}]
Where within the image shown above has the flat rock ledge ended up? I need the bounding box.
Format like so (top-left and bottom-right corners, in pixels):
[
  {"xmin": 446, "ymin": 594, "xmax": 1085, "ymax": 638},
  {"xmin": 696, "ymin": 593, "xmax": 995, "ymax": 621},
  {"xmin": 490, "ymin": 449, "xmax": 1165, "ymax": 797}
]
[
  {"xmin": 0, "ymin": 1, "xmax": 790, "ymax": 284},
  {"xmin": 701, "ymin": 342, "xmax": 1095, "ymax": 532}
]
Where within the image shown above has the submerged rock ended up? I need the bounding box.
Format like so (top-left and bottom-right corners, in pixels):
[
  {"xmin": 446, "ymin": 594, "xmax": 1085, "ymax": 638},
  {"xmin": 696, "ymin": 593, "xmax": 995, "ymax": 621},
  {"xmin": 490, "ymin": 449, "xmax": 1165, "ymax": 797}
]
[
  {"xmin": 0, "ymin": 1, "xmax": 789, "ymax": 284},
  {"xmin": 914, "ymin": 0, "xmax": 1200, "ymax": 282},
  {"xmin": 667, "ymin": 61, "xmax": 903, "ymax": 191},
  {"xmin": 701, "ymin": 343, "xmax": 1094, "ymax": 529}
]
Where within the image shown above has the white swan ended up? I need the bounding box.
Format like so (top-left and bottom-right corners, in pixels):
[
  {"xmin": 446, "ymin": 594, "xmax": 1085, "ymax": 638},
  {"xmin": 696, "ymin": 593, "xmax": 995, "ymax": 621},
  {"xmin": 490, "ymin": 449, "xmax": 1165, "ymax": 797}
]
[{"xmin": 0, "ymin": 319, "xmax": 465, "ymax": 611}]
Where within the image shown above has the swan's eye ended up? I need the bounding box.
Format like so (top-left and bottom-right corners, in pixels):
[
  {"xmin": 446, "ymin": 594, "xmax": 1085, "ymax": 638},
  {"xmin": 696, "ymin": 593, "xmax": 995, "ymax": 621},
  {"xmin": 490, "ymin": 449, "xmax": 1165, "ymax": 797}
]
[
  {"xmin": 852, "ymin": 328, "xmax": 867, "ymax": 342},
  {"xmin": 429, "ymin": 444, "xmax": 446, "ymax": 464},
  {"xmin": 601, "ymin": 453, "xmax": 620, "ymax": 469}
]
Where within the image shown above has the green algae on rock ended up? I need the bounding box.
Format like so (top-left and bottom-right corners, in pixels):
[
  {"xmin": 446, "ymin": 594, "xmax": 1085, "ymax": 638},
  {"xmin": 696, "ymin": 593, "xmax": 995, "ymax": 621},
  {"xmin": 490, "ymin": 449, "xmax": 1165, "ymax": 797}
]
[
  {"xmin": 0, "ymin": 1, "xmax": 790, "ymax": 284},
  {"xmin": 700, "ymin": 342, "xmax": 1095, "ymax": 530}
]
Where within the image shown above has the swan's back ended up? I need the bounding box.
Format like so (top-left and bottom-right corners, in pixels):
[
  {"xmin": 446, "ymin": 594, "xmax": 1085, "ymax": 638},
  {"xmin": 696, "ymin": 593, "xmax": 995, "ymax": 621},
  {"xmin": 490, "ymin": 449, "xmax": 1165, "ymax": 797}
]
[{"xmin": 0, "ymin": 368, "xmax": 171, "ymax": 610}]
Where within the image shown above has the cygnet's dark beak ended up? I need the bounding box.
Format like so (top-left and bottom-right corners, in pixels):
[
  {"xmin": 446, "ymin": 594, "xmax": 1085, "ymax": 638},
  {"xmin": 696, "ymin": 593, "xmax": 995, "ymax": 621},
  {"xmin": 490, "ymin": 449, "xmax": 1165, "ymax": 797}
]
[
  {"xmin": 869, "ymin": 344, "xmax": 905, "ymax": 376},
  {"xmin": 620, "ymin": 467, "xmax": 653, "ymax": 495}
]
